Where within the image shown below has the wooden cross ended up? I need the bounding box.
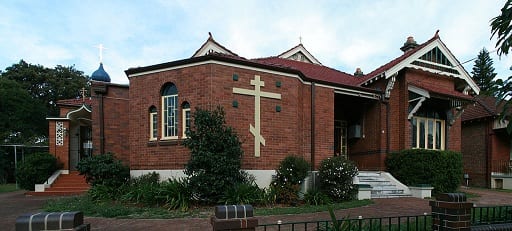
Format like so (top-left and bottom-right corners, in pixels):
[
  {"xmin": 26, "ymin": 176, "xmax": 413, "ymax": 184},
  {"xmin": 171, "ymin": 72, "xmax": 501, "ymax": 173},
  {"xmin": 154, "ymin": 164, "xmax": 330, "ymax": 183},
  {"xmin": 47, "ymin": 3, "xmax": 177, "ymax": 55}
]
[
  {"xmin": 233, "ymin": 75, "xmax": 281, "ymax": 157},
  {"xmin": 80, "ymin": 87, "xmax": 87, "ymax": 102}
]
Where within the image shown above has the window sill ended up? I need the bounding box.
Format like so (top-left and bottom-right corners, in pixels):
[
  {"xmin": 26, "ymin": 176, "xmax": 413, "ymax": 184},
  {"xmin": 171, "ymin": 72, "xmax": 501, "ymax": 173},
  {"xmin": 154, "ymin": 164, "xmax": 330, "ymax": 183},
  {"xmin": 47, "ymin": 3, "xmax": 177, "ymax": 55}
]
[{"xmin": 159, "ymin": 139, "xmax": 180, "ymax": 146}]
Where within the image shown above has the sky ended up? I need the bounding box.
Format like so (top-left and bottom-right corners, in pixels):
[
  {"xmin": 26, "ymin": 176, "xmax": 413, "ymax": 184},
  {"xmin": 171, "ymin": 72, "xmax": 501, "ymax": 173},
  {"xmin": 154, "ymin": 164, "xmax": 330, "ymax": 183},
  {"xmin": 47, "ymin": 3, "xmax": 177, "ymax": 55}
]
[{"xmin": 0, "ymin": 0, "xmax": 510, "ymax": 85}]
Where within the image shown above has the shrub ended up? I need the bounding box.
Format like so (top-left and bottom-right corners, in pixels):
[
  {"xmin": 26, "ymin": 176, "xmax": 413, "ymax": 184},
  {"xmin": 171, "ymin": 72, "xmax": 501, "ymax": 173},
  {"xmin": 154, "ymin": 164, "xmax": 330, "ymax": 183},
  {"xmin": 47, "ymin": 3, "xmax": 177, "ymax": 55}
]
[
  {"xmin": 15, "ymin": 152, "xmax": 60, "ymax": 190},
  {"xmin": 120, "ymin": 172, "xmax": 161, "ymax": 206},
  {"xmin": 0, "ymin": 150, "xmax": 10, "ymax": 184},
  {"xmin": 271, "ymin": 155, "xmax": 310, "ymax": 205},
  {"xmin": 76, "ymin": 153, "xmax": 129, "ymax": 188},
  {"xmin": 304, "ymin": 188, "xmax": 332, "ymax": 206},
  {"xmin": 318, "ymin": 156, "xmax": 358, "ymax": 201},
  {"xmin": 156, "ymin": 178, "xmax": 192, "ymax": 211},
  {"xmin": 386, "ymin": 149, "xmax": 463, "ymax": 194},
  {"xmin": 220, "ymin": 182, "xmax": 264, "ymax": 205},
  {"xmin": 183, "ymin": 107, "xmax": 249, "ymax": 203}
]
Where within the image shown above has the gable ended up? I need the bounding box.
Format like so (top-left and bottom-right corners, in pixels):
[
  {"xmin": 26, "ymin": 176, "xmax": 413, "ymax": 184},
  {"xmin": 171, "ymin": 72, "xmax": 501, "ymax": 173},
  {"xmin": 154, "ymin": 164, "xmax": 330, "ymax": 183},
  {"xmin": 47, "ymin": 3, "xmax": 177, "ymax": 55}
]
[
  {"xmin": 192, "ymin": 33, "xmax": 238, "ymax": 57},
  {"xmin": 362, "ymin": 36, "xmax": 480, "ymax": 95},
  {"xmin": 277, "ymin": 44, "xmax": 321, "ymax": 64}
]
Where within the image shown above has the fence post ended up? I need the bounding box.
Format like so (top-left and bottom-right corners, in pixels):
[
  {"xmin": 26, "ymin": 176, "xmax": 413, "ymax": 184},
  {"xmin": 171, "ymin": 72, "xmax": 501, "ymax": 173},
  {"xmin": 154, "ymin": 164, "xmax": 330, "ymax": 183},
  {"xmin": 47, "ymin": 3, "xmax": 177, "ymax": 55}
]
[{"xmin": 430, "ymin": 193, "xmax": 473, "ymax": 231}]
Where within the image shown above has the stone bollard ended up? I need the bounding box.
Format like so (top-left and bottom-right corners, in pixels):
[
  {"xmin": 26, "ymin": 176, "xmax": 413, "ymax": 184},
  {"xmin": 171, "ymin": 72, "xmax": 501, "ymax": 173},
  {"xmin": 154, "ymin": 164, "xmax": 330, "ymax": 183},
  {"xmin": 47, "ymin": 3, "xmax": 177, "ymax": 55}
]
[
  {"xmin": 430, "ymin": 193, "xmax": 473, "ymax": 231},
  {"xmin": 211, "ymin": 205, "xmax": 258, "ymax": 231}
]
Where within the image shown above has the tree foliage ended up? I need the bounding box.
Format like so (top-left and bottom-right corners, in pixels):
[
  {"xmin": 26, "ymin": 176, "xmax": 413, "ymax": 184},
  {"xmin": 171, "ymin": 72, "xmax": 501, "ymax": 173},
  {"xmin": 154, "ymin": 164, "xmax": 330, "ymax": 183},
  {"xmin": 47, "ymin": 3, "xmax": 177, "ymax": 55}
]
[
  {"xmin": 0, "ymin": 78, "xmax": 47, "ymax": 143},
  {"xmin": 472, "ymin": 48, "xmax": 498, "ymax": 95},
  {"xmin": 183, "ymin": 106, "xmax": 248, "ymax": 203},
  {"xmin": 0, "ymin": 60, "xmax": 88, "ymax": 144},
  {"xmin": 491, "ymin": 0, "xmax": 512, "ymax": 57}
]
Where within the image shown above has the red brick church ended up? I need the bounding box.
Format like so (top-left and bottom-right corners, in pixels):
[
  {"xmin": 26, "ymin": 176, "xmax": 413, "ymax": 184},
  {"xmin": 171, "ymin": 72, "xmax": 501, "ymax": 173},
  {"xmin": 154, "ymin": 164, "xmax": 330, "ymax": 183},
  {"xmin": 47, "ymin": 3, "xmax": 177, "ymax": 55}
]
[{"xmin": 47, "ymin": 32, "xmax": 479, "ymax": 187}]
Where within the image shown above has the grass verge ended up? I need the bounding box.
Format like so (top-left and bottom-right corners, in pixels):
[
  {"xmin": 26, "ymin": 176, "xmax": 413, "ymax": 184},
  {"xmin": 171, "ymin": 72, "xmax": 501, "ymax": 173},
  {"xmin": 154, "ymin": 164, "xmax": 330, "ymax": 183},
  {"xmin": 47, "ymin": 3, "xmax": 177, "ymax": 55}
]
[
  {"xmin": 43, "ymin": 196, "xmax": 372, "ymax": 219},
  {"xmin": 0, "ymin": 184, "xmax": 18, "ymax": 193}
]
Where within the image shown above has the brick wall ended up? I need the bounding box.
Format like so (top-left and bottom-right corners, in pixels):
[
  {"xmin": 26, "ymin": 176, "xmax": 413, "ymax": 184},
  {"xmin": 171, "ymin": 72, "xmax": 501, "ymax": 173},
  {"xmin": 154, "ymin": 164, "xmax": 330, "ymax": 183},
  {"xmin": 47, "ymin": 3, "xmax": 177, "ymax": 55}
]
[
  {"xmin": 90, "ymin": 82, "xmax": 130, "ymax": 164},
  {"xmin": 127, "ymin": 63, "xmax": 329, "ymax": 171},
  {"xmin": 461, "ymin": 120, "xmax": 489, "ymax": 187}
]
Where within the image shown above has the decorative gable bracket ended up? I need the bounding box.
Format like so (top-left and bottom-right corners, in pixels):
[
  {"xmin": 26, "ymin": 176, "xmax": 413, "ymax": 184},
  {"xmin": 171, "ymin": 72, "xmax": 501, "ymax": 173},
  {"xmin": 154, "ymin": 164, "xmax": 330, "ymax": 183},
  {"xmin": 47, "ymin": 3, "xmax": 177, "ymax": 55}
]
[{"xmin": 384, "ymin": 74, "xmax": 397, "ymax": 98}]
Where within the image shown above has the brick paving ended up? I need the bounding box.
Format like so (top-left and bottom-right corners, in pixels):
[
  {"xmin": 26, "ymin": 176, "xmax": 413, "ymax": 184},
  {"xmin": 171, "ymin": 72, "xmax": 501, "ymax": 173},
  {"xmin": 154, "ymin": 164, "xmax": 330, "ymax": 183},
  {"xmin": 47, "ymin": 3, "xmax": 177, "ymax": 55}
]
[{"xmin": 1, "ymin": 188, "xmax": 510, "ymax": 231}]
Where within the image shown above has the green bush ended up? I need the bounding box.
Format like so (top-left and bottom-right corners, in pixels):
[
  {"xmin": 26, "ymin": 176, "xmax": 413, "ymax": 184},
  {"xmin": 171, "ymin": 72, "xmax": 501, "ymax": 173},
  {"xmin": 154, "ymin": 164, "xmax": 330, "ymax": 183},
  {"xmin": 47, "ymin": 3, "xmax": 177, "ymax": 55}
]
[
  {"xmin": 15, "ymin": 152, "xmax": 60, "ymax": 190},
  {"xmin": 120, "ymin": 172, "xmax": 161, "ymax": 206},
  {"xmin": 318, "ymin": 156, "xmax": 358, "ymax": 201},
  {"xmin": 385, "ymin": 149, "xmax": 463, "ymax": 194},
  {"xmin": 0, "ymin": 150, "xmax": 10, "ymax": 184},
  {"xmin": 183, "ymin": 107, "xmax": 249, "ymax": 203},
  {"xmin": 304, "ymin": 188, "xmax": 332, "ymax": 206},
  {"xmin": 220, "ymin": 182, "xmax": 264, "ymax": 205},
  {"xmin": 271, "ymin": 155, "xmax": 310, "ymax": 205},
  {"xmin": 156, "ymin": 178, "xmax": 192, "ymax": 211},
  {"xmin": 76, "ymin": 153, "xmax": 130, "ymax": 188}
]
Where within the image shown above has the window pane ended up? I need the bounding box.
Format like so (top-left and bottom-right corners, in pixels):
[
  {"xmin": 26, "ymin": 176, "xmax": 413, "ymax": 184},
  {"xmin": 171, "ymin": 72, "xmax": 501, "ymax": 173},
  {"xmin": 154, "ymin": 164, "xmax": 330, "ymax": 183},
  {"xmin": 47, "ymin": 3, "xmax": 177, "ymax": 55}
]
[
  {"xmin": 428, "ymin": 120, "xmax": 434, "ymax": 149},
  {"xmin": 436, "ymin": 121, "xmax": 442, "ymax": 149},
  {"xmin": 163, "ymin": 95, "xmax": 178, "ymax": 137},
  {"xmin": 152, "ymin": 113, "xmax": 157, "ymax": 138},
  {"xmin": 412, "ymin": 118, "xmax": 417, "ymax": 148},
  {"xmin": 185, "ymin": 110, "xmax": 191, "ymax": 135}
]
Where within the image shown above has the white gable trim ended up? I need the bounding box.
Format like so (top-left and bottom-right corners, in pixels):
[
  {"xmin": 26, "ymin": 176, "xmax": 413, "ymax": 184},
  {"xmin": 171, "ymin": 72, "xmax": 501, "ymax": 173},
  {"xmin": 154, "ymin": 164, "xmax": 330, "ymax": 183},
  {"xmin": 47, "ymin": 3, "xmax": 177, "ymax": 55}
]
[
  {"xmin": 192, "ymin": 40, "xmax": 235, "ymax": 57},
  {"xmin": 278, "ymin": 45, "xmax": 321, "ymax": 64},
  {"xmin": 371, "ymin": 38, "xmax": 479, "ymax": 95}
]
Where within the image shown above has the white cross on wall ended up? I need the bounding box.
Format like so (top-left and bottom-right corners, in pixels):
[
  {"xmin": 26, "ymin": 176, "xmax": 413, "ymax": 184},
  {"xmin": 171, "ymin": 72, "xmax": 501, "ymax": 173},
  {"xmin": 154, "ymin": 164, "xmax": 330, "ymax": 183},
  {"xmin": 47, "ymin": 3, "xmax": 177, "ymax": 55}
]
[{"xmin": 233, "ymin": 75, "xmax": 281, "ymax": 157}]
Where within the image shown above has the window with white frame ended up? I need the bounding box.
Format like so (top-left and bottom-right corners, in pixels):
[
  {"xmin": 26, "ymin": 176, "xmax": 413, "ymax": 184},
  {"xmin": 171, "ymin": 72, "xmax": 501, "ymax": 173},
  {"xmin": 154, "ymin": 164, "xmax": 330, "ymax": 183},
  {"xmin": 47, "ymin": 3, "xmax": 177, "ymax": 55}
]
[
  {"xmin": 411, "ymin": 116, "xmax": 445, "ymax": 150},
  {"xmin": 149, "ymin": 107, "xmax": 157, "ymax": 140},
  {"xmin": 182, "ymin": 102, "xmax": 191, "ymax": 138},
  {"xmin": 161, "ymin": 83, "xmax": 178, "ymax": 139}
]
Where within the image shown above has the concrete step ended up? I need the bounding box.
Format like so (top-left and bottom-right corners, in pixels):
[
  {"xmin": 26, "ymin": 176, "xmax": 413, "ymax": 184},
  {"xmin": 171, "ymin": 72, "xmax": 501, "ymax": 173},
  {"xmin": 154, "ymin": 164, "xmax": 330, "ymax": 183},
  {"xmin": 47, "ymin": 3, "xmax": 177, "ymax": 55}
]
[{"xmin": 356, "ymin": 171, "xmax": 411, "ymax": 199}]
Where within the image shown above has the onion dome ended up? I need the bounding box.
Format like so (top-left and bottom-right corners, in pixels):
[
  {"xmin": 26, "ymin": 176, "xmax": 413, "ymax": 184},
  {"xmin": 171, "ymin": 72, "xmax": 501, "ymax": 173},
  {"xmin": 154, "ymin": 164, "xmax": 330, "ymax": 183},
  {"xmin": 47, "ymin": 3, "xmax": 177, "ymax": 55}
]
[{"xmin": 90, "ymin": 63, "xmax": 111, "ymax": 82}]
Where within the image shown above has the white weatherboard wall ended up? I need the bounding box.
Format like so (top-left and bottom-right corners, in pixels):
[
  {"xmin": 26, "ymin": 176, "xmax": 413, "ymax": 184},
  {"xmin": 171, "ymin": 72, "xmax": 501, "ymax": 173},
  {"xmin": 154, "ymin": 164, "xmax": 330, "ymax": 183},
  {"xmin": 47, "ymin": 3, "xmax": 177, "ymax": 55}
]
[{"xmin": 131, "ymin": 170, "xmax": 276, "ymax": 188}]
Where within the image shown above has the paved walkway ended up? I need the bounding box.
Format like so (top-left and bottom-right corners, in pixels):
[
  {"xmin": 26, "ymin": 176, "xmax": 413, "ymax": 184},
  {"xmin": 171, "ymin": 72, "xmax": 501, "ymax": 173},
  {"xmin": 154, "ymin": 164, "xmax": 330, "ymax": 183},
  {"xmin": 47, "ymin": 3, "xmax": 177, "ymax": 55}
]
[{"xmin": 1, "ymin": 188, "xmax": 510, "ymax": 231}]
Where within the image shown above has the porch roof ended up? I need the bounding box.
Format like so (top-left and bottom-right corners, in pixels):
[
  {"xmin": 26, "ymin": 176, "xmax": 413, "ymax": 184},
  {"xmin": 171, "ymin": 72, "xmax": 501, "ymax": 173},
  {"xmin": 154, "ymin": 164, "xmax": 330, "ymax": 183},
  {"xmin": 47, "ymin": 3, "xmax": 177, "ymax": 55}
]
[{"xmin": 408, "ymin": 82, "xmax": 474, "ymax": 101}]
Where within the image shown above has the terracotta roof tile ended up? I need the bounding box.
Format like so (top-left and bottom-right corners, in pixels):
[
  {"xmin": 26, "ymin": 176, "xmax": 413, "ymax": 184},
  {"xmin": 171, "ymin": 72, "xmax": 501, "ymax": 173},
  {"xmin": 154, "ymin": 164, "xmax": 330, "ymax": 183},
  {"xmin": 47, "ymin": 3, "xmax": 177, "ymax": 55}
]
[
  {"xmin": 408, "ymin": 82, "xmax": 474, "ymax": 101},
  {"xmin": 358, "ymin": 35, "xmax": 438, "ymax": 84},
  {"xmin": 462, "ymin": 95, "xmax": 501, "ymax": 122},
  {"xmin": 57, "ymin": 98, "xmax": 92, "ymax": 107},
  {"xmin": 253, "ymin": 57, "xmax": 361, "ymax": 86}
]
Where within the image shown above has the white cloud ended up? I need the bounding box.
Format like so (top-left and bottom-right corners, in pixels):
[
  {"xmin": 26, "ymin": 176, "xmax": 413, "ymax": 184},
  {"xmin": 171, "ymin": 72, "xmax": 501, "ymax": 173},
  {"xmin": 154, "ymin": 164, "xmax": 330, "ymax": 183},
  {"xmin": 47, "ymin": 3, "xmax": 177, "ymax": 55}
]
[{"xmin": 1, "ymin": 0, "xmax": 511, "ymax": 84}]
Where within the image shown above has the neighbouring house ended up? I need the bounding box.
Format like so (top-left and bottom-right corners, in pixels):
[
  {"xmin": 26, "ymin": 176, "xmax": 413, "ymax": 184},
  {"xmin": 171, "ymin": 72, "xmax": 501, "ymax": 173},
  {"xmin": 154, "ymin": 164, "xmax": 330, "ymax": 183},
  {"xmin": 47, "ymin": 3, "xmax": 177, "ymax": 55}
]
[
  {"xmin": 47, "ymin": 31, "xmax": 479, "ymax": 188},
  {"xmin": 462, "ymin": 95, "xmax": 512, "ymax": 189}
]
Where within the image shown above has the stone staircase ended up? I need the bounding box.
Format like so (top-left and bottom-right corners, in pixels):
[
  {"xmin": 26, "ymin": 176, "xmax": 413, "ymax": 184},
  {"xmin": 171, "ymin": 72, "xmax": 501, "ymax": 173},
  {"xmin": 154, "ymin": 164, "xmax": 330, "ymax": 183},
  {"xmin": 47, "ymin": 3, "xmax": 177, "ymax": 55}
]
[
  {"xmin": 356, "ymin": 171, "xmax": 411, "ymax": 198},
  {"xmin": 26, "ymin": 171, "xmax": 90, "ymax": 196}
]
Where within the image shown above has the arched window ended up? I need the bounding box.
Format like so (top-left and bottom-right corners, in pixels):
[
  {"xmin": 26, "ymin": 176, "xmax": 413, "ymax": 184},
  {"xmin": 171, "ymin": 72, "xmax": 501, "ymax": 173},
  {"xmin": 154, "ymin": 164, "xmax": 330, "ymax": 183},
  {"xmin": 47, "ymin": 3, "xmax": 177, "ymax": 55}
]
[
  {"xmin": 161, "ymin": 83, "xmax": 178, "ymax": 139},
  {"xmin": 149, "ymin": 106, "xmax": 157, "ymax": 141},
  {"xmin": 182, "ymin": 102, "xmax": 191, "ymax": 138}
]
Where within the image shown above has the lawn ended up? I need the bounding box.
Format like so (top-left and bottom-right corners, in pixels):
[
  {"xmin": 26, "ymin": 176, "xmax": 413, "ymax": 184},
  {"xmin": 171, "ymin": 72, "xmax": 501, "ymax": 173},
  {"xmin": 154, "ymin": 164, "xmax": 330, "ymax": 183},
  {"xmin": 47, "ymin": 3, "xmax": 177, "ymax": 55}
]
[
  {"xmin": 43, "ymin": 195, "xmax": 373, "ymax": 219},
  {"xmin": 0, "ymin": 184, "xmax": 18, "ymax": 193}
]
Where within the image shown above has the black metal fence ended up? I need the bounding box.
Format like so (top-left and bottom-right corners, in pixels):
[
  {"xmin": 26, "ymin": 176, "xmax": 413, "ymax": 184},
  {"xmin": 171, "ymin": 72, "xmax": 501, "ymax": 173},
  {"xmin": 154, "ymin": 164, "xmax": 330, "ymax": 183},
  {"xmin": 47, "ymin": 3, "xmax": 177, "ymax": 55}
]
[
  {"xmin": 256, "ymin": 206, "xmax": 512, "ymax": 231},
  {"xmin": 472, "ymin": 205, "xmax": 512, "ymax": 226},
  {"xmin": 257, "ymin": 214, "xmax": 432, "ymax": 231}
]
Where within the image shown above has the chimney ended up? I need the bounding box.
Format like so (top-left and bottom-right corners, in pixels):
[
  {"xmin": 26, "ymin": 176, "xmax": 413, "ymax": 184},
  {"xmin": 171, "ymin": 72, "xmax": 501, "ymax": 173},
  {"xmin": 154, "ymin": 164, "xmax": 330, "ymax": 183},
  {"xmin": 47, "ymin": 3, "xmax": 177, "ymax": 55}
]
[
  {"xmin": 400, "ymin": 36, "xmax": 418, "ymax": 52},
  {"xmin": 354, "ymin": 67, "xmax": 364, "ymax": 77}
]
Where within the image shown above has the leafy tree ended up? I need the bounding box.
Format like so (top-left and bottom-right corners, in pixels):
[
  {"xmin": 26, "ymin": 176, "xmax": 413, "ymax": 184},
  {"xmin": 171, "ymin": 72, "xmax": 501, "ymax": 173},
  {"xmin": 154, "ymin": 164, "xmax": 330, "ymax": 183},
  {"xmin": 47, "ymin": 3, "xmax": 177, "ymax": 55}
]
[
  {"xmin": 491, "ymin": 1, "xmax": 512, "ymax": 136},
  {"xmin": 183, "ymin": 106, "xmax": 247, "ymax": 203},
  {"xmin": 491, "ymin": 0, "xmax": 512, "ymax": 56},
  {"xmin": 0, "ymin": 60, "xmax": 89, "ymax": 144},
  {"xmin": 0, "ymin": 78, "xmax": 47, "ymax": 144},
  {"xmin": 1, "ymin": 60, "xmax": 89, "ymax": 117},
  {"xmin": 472, "ymin": 48, "xmax": 498, "ymax": 95}
]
